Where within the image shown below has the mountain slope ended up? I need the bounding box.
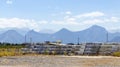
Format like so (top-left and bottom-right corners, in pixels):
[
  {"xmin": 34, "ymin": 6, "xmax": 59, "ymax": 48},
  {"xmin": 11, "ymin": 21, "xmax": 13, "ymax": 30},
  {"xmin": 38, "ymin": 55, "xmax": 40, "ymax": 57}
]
[
  {"xmin": 51, "ymin": 28, "xmax": 77, "ymax": 43},
  {"xmin": 0, "ymin": 30, "xmax": 24, "ymax": 43},
  {"xmin": 111, "ymin": 36, "xmax": 120, "ymax": 42},
  {"xmin": 0, "ymin": 25, "xmax": 120, "ymax": 43},
  {"xmin": 76, "ymin": 25, "xmax": 108, "ymax": 42},
  {"xmin": 26, "ymin": 30, "xmax": 50, "ymax": 43}
]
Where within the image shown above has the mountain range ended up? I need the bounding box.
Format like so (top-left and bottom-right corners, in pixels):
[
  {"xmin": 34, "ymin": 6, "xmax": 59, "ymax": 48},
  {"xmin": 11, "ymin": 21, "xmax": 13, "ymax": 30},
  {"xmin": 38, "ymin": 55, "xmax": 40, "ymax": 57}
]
[{"xmin": 0, "ymin": 25, "xmax": 120, "ymax": 44}]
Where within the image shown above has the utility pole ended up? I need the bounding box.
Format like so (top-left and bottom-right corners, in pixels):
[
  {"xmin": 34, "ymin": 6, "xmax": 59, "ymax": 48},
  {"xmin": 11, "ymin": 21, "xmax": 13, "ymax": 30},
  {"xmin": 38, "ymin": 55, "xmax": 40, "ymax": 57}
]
[
  {"xmin": 106, "ymin": 32, "xmax": 108, "ymax": 43},
  {"xmin": 30, "ymin": 37, "xmax": 32, "ymax": 45},
  {"xmin": 25, "ymin": 35, "xmax": 26, "ymax": 43},
  {"xmin": 77, "ymin": 37, "xmax": 79, "ymax": 45}
]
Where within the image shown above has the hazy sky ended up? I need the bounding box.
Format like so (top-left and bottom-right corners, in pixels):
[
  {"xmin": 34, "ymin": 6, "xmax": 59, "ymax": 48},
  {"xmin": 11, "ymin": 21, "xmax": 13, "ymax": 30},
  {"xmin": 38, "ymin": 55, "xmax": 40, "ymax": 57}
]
[{"xmin": 0, "ymin": 0, "xmax": 120, "ymax": 32}]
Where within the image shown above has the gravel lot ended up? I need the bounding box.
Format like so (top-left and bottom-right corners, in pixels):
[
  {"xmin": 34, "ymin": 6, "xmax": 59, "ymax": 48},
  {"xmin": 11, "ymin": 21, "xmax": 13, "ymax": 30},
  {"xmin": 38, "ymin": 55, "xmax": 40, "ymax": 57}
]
[{"xmin": 0, "ymin": 55, "xmax": 120, "ymax": 67}]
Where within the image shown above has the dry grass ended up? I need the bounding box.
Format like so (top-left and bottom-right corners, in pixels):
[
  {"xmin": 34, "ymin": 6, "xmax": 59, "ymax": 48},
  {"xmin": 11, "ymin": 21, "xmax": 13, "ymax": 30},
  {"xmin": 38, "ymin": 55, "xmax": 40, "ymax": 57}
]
[{"xmin": 0, "ymin": 48, "xmax": 22, "ymax": 57}]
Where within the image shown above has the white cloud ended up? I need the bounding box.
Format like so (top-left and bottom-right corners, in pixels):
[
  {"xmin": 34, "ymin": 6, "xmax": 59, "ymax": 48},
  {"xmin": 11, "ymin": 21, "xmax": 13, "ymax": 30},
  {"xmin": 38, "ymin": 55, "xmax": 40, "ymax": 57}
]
[
  {"xmin": 66, "ymin": 17, "xmax": 76, "ymax": 21},
  {"xmin": 109, "ymin": 27, "xmax": 120, "ymax": 32},
  {"xmin": 50, "ymin": 20, "xmax": 78, "ymax": 26},
  {"xmin": 65, "ymin": 11, "xmax": 72, "ymax": 15},
  {"xmin": 110, "ymin": 17, "xmax": 120, "ymax": 22},
  {"xmin": 103, "ymin": 17, "xmax": 120, "ymax": 23},
  {"xmin": 50, "ymin": 14, "xmax": 78, "ymax": 25},
  {"xmin": 49, "ymin": 11, "xmax": 120, "ymax": 31},
  {"xmin": 0, "ymin": 11, "xmax": 119, "ymax": 32},
  {"xmin": 75, "ymin": 11, "xmax": 105, "ymax": 18},
  {"xmin": 79, "ymin": 16, "xmax": 120, "ymax": 25},
  {"xmin": 50, "ymin": 11, "xmax": 105, "ymax": 26},
  {"xmin": 6, "ymin": 0, "xmax": 13, "ymax": 5},
  {"xmin": 82, "ymin": 19, "xmax": 104, "ymax": 25},
  {"xmin": 58, "ymin": 11, "xmax": 104, "ymax": 26},
  {"xmin": 38, "ymin": 20, "xmax": 48, "ymax": 24},
  {"xmin": 0, "ymin": 18, "xmax": 48, "ymax": 31},
  {"xmin": 51, "ymin": 20, "xmax": 64, "ymax": 25}
]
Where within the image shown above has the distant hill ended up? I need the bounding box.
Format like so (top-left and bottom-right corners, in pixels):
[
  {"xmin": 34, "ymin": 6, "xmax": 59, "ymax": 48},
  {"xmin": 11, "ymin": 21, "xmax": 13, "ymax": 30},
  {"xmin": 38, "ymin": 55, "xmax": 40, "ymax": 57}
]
[
  {"xmin": 26, "ymin": 30, "xmax": 50, "ymax": 43},
  {"xmin": 0, "ymin": 25, "xmax": 120, "ymax": 44},
  {"xmin": 51, "ymin": 28, "xmax": 77, "ymax": 43},
  {"xmin": 0, "ymin": 28, "xmax": 30, "ymax": 36},
  {"xmin": 39, "ymin": 29, "xmax": 55, "ymax": 34},
  {"xmin": 75, "ymin": 25, "xmax": 108, "ymax": 42},
  {"xmin": 111, "ymin": 36, "xmax": 120, "ymax": 42},
  {"xmin": 0, "ymin": 30, "xmax": 24, "ymax": 43},
  {"xmin": 108, "ymin": 32, "xmax": 120, "ymax": 41}
]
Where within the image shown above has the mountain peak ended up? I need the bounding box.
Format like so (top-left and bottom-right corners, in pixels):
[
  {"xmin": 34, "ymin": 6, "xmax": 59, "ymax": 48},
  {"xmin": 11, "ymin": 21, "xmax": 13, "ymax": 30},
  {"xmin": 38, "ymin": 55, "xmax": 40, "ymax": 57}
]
[
  {"xmin": 0, "ymin": 30, "xmax": 23, "ymax": 43},
  {"xmin": 91, "ymin": 25, "xmax": 103, "ymax": 28},
  {"xmin": 89, "ymin": 25, "xmax": 106, "ymax": 31},
  {"xmin": 53, "ymin": 28, "xmax": 72, "ymax": 35},
  {"xmin": 59, "ymin": 28, "xmax": 70, "ymax": 32},
  {"xmin": 28, "ymin": 30, "xmax": 37, "ymax": 33},
  {"xmin": 26, "ymin": 30, "xmax": 41, "ymax": 36}
]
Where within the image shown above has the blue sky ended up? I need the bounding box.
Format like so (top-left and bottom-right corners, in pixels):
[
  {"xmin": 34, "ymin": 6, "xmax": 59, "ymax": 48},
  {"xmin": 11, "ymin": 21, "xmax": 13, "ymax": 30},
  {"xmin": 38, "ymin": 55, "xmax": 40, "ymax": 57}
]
[{"xmin": 0, "ymin": 0, "xmax": 120, "ymax": 32}]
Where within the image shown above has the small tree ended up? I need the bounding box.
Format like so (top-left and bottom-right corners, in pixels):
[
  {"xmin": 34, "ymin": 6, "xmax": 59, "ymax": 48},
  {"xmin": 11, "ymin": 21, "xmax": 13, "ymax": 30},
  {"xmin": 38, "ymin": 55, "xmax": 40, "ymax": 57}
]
[
  {"xmin": 44, "ymin": 50, "xmax": 49, "ymax": 55},
  {"xmin": 52, "ymin": 51, "xmax": 56, "ymax": 55},
  {"xmin": 63, "ymin": 51, "xmax": 67, "ymax": 55}
]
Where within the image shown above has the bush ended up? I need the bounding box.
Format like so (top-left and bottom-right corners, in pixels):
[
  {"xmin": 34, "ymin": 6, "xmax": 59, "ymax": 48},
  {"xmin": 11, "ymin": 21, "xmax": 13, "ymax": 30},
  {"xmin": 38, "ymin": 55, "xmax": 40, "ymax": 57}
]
[
  {"xmin": 113, "ymin": 52, "xmax": 120, "ymax": 57},
  {"xmin": 51, "ymin": 51, "xmax": 56, "ymax": 55},
  {"xmin": 63, "ymin": 51, "xmax": 67, "ymax": 55}
]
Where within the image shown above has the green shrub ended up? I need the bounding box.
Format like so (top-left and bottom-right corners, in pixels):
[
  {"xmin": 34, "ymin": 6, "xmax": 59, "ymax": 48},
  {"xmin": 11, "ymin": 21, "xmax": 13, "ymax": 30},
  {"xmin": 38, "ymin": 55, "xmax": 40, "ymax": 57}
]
[
  {"xmin": 63, "ymin": 51, "xmax": 67, "ymax": 55},
  {"xmin": 52, "ymin": 51, "xmax": 56, "ymax": 55},
  {"xmin": 44, "ymin": 50, "xmax": 49, "ymax": 55}
]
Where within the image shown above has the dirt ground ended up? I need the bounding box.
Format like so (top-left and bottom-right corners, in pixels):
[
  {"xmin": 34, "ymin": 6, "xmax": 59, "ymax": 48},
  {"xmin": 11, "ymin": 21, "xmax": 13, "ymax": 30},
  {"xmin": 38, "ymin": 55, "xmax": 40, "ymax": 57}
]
[{"xmin": 0, "ymin": 55, "xmax": 120, "ymax": 67}]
